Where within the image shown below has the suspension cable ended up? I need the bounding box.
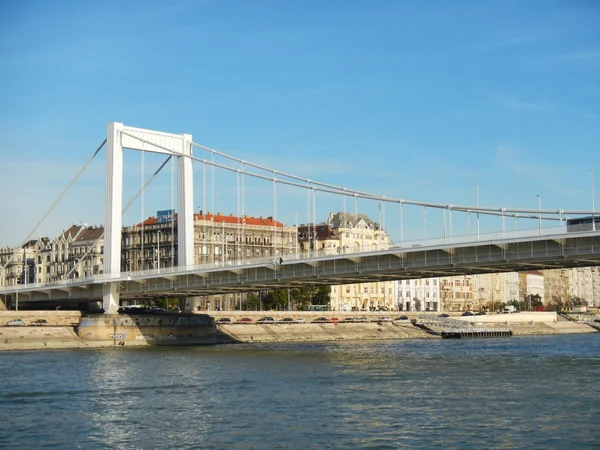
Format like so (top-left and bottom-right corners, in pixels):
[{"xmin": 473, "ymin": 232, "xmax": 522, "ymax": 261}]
[
  {"xmin": 64, "ymin": 155, "xmax": 172, "ymax": 279},
  {"xmin": 123, "ymin": 131, "xmax": 592, "ymax": 219},
  {"xmin": 2, "ymin": 139, "xmax": 106, "ymax": 271}
]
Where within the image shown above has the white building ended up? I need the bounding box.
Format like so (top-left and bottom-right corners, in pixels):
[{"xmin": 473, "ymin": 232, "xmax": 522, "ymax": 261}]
[
  {"xmin": 396, "ymin": 278, "xmax": 440, "ymax": 312},
  {"xmin": 526, "ymin": 271, "xmax": 544, "ymax": 302}
]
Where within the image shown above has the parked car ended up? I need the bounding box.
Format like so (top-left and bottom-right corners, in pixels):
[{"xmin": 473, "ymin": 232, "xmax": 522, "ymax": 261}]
[
  {"xmin": 278, "ymin": 317, "xmax": 295, "ymax": 324},
  {"xmin": 31, "ymin": 319, "xmax": 48, "ymax": 325},
  {"xmin": 312, "ymin": 317, "xmax": 330, "ymax": 323},
  {"xmin": 462, "ymin": 311, "xmax": 475, "ymax": 317},
  {"xmin": 439, "ymin": 313, "xmax": 450, "ymax": 318},
  {"xmin": 6, "ymin": 319, "xmax": 24, "ymax": 326},
  {"xmin": 236, "ymin": 317, "xmax": 253, "ymax": 324},
  {"xmin": 294, "ymin": 318, "xmax": 306, "ymax": 324},
  {"xmin": 378, "ymin": 316, "xmax": 393, "ymax": 322},
  {"xmin": 256, "ymin": 317, "xmax": 275, "ymax": 324},
  {"xmin": 476, "ymin": 311, "xmax": 487, "ymax": 316},
  {"xmin": 215, "ymin": 318, "xmax": 231, "ymax": 324},
  {"xmin": 394, "ymin": 315, "xmax": 410, "ymax": 321}
]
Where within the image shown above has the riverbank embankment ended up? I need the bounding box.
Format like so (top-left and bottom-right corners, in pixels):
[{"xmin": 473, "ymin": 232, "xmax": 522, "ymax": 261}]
[{"xmin": 1, "ymin": 311, "xmax": 597, "ymax": 351}]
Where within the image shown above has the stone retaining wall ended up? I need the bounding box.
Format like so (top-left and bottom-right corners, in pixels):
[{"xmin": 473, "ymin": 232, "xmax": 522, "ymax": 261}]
[{"xmin": 78, "ymin": 314, "xmax": 216, "ymax": 346}]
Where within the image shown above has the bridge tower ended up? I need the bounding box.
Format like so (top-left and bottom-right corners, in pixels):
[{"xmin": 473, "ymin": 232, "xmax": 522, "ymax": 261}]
[{"xmin": 104, "ymin": 122, "xmax": 194, "ymax": 313}]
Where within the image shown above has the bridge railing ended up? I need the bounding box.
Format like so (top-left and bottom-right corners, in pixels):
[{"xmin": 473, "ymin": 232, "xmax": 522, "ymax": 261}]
[{"xmin": 1, "ymin": 223, "xmax": 592, "ymax": 294}]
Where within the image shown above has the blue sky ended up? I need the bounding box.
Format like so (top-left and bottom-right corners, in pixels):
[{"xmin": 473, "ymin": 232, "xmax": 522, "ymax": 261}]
[{"xmin": 0, "ymin": 0, "xmax": 598, "ymax": 247}]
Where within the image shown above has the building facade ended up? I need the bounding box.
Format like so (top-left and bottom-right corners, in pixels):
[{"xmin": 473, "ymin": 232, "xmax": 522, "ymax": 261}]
[
  {"xmin": 396, "ymin": 277, "xmax": 440, "ymax": 312},
  {"xmin": 300, "ymin": 212, "xmax": 397, "ymax": 311}
]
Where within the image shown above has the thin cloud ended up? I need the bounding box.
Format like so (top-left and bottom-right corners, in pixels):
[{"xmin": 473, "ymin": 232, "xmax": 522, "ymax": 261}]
[
  {"xmin": 478, "ymin": 34, "xmax": 547, "ymax": 52},
  {"xmin": 564, "ymin": 49, "xmax": 600, "ymax": 61},
  {"xmin": 494, "ymin": 146, "xmax": 584, "ymax": 197},
  {"xmin": 482, "ymin": 91, "xmax": 553, "ymax": 112}
]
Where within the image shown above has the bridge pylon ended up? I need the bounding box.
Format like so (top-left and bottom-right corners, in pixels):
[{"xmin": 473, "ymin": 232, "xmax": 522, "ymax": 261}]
[{"xmin": 103, "ymin": 122, "xmax": 194, "ymax": 313}]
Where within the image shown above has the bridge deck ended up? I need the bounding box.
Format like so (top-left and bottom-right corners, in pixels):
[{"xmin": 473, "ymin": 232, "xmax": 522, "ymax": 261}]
[{"xmin": 4, "ymin": 230, "xmax": 600, "ymax": 303}]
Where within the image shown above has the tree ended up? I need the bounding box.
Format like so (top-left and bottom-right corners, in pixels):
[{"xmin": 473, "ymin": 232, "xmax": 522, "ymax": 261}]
[
  {"xmin": 313, "ymin": 286, "xmax": 331, "ymax": 305},
  {"xmin": 291, "ymin": 287, "xmax": 315, "ymax": 310},
  {"xmin": 262, "ymin": 290, "xmax": 288, "ymax": 310},
  {"xmin": 245, "ymin": 293, "xmax": 261, "ymax": 311}
]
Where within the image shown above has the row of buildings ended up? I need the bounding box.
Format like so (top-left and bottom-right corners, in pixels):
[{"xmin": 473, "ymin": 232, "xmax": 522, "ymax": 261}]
[{"xmin": 1, "ymin": 210, "xmax": 599, "ymax": 312}]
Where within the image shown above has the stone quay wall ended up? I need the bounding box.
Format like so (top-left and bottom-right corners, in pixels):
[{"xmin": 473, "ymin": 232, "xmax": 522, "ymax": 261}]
[{"xmin": 77, "ymin": 313, "xmax": 217, "ymax": 346}]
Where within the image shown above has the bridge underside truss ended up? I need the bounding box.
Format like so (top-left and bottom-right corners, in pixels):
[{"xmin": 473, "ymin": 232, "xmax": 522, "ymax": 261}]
[{"xmin": 6, "ymin": 233, "xmax": 600, "ymax": 304}]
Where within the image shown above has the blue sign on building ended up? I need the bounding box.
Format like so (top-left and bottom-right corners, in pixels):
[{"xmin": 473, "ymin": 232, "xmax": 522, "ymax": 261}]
[{"xmin": 157, "ymin": 209, "xmax": 175, "ymax": 224}]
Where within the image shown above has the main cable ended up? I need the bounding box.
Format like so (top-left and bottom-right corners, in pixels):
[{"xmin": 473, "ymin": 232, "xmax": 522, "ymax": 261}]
[{"xmin": 2, "ymin": 139, "xmax": 106, "ymax": 271}]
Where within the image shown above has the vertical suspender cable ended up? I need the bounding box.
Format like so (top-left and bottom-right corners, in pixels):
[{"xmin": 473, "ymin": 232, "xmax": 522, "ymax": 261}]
[
  {"xmin": 170, "ymin": 156, "xmax": 175, "ymax": 267},
  {"xmin": 423, "ymin": 205, "xmax": 427, "ymax": 241},
  {"xmin": 476, "ymin": 184, "xmax": 480, "ymax": 241},
  {"xmin": 443, "ymin": 207, "xmax": 447, "ymax": 243},
  {"xmin": 382, "ymin": 200, "xmax": 386, "ymax": 246},
  {"xmin": 273, "ymin": 172, "xmax": 277, "ymax": 257},
  {"xmin": 400, "ymin": 201, "xmax": 404, "ymax": 244},
  {"xmin": 312, "ymin": 187, "xmax": 317, "ymax": 255},
  {"xmin": 237, "ymin": 169, "xmax": 241, "ymax": 261},
  {"xmin": 241, "ymin": 162, "xmax": 245, "ymax": 259},
  {"xmin": 141, "ymin": 147, "xmax": 145, "ymax": 270},
  {"xmin": 202, "ymin": 161, "xmax": 206, "ymax": 262},
  {"xmin": 306, "ymin": 184, "xmax": 311, "ymax": 254},
  {"xmin": 378, "ymin": 201, "xmax": 382, "ymax": 249},
  {"xmin": 354, "ymin": 194, "xmax": 358, "ymax": 229},
  {"xmin": 343, "ymin": 190, "xmax": 347, "ymax": 231},
  {"xmin": 467, "ymin": 211, "xmax": 471, "ymax": 235},
  {"xmin": 211, "ymin": 151, "xmax": 215, "ymax": 217}
]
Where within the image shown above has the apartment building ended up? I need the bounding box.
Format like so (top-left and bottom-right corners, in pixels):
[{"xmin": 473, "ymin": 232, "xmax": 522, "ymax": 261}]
[
  {"xmin": 299, "ymin": 212, "xmax": 397, "ymax": 311},
  {"xmin": 396, "ymin": 277, "xmax": 440, "ymax": 312}
]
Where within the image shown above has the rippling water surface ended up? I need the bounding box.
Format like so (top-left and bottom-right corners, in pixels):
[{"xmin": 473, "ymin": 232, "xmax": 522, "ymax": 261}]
[{"xmin": 1, "ymin": 334, "xmax": 599, "ymax": 449}]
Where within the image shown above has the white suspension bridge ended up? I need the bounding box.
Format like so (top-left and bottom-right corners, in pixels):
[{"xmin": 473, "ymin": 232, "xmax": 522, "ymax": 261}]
[{"xmin": 2, "ymin": 123, "xmax": 600, "ymax": 313}]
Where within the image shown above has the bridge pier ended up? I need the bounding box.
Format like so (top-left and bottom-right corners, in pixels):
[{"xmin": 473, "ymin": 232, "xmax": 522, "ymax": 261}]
[{"xmin": 103, "ymin": 283, "xmax": 119, "ymax": 314}]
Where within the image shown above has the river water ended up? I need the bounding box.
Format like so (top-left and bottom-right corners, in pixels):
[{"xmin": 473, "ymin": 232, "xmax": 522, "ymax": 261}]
[{"xmin": 1, "ymin": 334, "xmax": 599, "ymax": 449}]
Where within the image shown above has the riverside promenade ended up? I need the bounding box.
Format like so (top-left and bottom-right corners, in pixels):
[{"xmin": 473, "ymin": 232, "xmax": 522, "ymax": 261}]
[{"xmin": 0, "ymin": 310, "xmax": 597, "ymax": 351}]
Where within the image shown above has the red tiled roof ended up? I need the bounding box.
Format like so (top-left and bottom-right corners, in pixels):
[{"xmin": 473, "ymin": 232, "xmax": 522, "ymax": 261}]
[
  {"xmin": 133, "ymin": 211, "xmax": 288, "ymax": 228},
  {"xmin": 195, "ymin": 212, "xmax": 286, "ymax": 227}
]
